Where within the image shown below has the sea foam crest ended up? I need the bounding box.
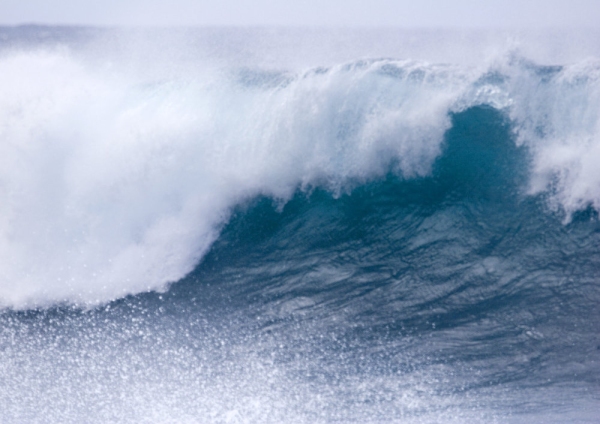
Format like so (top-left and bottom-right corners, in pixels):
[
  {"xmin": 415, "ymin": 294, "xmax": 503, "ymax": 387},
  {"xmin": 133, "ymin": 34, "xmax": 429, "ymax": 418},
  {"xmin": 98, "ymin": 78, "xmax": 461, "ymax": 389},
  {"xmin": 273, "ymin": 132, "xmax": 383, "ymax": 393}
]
[
  {"xmin": 507, "ymin": 57, "xmax": 600, "ymax": 216},
  {"xmin": 0, "ymin": 49, "xmax": 598, "ymax": 308}
]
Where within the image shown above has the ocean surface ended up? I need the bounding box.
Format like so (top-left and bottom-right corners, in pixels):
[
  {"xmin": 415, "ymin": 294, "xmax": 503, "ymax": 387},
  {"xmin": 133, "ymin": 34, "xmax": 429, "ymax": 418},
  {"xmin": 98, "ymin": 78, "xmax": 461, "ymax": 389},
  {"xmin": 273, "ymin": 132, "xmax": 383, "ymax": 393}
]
[{"xmin": 0, "ymin": 26, "xmax": 599, "ymax": 423}]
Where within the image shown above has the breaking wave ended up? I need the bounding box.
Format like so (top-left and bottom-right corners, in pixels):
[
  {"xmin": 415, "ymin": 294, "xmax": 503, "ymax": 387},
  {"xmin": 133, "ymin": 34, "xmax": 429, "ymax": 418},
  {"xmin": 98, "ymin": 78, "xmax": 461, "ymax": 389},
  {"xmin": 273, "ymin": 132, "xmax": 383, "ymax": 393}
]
[{"xmin": 0, "ymin": 32, "xmax": 599, "ymax": 308}]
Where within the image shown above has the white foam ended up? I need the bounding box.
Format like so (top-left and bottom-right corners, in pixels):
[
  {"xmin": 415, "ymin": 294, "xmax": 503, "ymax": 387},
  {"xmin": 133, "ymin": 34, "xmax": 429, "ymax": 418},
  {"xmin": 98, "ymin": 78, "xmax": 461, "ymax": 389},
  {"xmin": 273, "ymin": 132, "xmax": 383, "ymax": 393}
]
[{"xmin": 502, "ymin": 57, "xmax": 600, "ymax": 217}]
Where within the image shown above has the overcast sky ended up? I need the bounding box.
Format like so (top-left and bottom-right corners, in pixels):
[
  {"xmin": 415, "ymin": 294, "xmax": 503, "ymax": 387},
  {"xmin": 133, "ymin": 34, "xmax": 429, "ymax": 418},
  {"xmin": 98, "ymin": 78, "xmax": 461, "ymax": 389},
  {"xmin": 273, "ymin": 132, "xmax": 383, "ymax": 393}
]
[{"xmin": 1, "ymin": 0, "xmax": 599, "ymax": 28}]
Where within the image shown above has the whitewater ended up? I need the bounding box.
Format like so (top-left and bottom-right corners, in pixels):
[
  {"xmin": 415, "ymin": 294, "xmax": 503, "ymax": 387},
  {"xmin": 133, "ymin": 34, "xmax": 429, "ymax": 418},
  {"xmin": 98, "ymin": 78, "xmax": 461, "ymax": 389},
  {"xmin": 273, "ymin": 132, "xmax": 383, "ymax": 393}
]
[{"xmin": 0, "ymin": 26, "xmax": 598, "ymax": 423}]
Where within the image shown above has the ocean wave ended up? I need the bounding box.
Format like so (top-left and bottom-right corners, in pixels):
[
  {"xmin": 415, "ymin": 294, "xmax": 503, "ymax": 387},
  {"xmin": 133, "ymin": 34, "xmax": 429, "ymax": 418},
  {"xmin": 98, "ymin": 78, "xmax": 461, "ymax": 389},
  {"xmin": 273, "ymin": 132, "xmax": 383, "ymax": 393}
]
[{"xmin": 0, "ymin": 47, "xmax": 599, "ymax": 308}]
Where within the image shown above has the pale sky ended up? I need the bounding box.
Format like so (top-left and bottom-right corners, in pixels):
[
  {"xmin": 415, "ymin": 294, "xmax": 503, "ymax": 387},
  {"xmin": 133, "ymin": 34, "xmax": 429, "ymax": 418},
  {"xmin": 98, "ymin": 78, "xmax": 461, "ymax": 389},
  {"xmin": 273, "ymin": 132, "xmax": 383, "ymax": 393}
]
[{"xmin": 1, "ymin": 0, "xmax": 599, "ymax": 28}]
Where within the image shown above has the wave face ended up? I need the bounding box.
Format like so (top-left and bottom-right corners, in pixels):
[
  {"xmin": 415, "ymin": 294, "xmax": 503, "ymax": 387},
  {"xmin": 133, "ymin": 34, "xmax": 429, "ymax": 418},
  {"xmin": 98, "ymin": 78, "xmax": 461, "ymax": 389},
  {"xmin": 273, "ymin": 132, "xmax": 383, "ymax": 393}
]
[{"xmin": 0, "ymin": 27, "xmax": 599, "ymax": 423}]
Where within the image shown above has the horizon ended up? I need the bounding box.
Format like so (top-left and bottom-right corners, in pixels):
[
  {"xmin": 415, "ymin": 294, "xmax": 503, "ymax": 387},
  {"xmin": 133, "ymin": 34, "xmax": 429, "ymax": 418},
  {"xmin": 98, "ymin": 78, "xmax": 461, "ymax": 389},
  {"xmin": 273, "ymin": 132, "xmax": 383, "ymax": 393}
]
[{"xmin": 1, "ymin": 0, "xmax": 599, "ymax": 29}]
